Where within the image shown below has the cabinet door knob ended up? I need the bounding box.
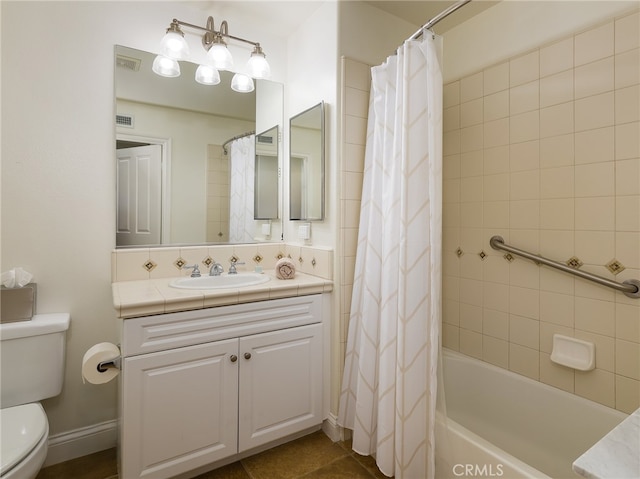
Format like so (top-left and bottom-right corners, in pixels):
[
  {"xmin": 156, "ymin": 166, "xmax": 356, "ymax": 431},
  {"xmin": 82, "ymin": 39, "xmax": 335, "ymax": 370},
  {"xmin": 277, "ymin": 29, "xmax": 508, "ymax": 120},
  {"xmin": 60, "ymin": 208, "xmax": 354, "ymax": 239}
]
[
  {"xmin": 230, "ymin": 355, "xmax": 238, "ymax": 362},
  {"xmin": 244, "ymin": 352, "xmax": 252, "ymax": 360}
]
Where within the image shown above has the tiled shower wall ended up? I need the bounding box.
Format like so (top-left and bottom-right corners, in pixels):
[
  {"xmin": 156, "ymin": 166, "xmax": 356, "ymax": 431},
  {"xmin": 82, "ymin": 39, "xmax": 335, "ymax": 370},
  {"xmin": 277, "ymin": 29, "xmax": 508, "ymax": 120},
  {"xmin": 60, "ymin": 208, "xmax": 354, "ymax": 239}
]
[
  {"xmin": 442, "ymin": 10, "xmax": 640, "ymax": 413},
  {"xmin": 338, "ymin": 57, "xmax": 370, "ymax": 384},
  {"xmin": 206, "ymin": 144, "xmax": 230, "ymax": 243}
]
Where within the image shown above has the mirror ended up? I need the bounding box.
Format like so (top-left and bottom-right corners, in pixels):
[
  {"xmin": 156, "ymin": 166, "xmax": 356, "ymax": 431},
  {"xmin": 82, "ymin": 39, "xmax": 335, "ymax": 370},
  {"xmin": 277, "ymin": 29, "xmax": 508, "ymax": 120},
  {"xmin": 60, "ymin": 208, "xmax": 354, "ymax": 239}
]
[
  {"xmin": 289, "ymin": 102, "xmax": 325, "ymax": 221},
  {"xmin": 114, "ymin": 45, "xmax": 283, "ymax": 247},
  {"xmin": 254, "ymin": 126, "xmax": 279, "ymax": 220}
]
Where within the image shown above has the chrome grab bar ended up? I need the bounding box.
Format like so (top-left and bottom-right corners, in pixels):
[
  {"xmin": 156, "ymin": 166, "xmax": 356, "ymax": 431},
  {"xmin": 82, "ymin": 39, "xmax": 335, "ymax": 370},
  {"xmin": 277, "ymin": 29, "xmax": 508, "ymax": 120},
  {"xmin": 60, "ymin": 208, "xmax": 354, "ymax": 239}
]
[{"xmin": 489, "ymin": 236, "xmax": 640, "ymax": 299}]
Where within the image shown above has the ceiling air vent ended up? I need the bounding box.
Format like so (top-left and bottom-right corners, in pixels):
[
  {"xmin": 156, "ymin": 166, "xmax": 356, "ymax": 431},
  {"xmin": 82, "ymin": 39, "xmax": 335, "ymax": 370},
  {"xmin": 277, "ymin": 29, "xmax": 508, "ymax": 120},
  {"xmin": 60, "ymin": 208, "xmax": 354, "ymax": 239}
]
[
  {"xmin": 115, "ymin": 54, "xmax": 141, "ymax": 72},
  {"xmin": 116, "ymin": 114, "xmax": 134, "ymax": 128},
  {"xmin": 257, "ymin": 135, "xmax": 273, "ymax": 144}
]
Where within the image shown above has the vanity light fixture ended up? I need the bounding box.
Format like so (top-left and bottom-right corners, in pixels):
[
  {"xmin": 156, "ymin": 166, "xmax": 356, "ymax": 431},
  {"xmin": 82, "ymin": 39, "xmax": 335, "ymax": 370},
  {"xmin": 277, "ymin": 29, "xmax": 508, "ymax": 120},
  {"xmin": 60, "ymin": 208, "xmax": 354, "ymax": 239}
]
[{"xmin": 153, "ymin": 16, "xmax": 271, "ymax": 91}]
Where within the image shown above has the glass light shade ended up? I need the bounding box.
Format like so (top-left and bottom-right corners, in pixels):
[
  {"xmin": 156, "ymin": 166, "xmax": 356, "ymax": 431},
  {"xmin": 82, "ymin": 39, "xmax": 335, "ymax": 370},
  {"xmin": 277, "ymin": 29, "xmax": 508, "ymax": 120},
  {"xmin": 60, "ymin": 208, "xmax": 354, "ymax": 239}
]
[
  {"xmin": 160, "ymin": 31, "xmax": 190, "ymax": 60},
  {"xmin": 207, "ymin": 43, "xmax": 233, "ymax": 71},
  {"xmin": 152, "ymin": 55, "xmax": 180, "ymax": 77},
  {"xmin": 246, "ymin": 51, "xmax": 271, "ymax": 79},
  {"xmin": 231, "ymin": 73, "xmax": 254, "ymax": 93},
  {"xmin": 195, "ymin": 64, "xmax": 221, "ymax": 85}
]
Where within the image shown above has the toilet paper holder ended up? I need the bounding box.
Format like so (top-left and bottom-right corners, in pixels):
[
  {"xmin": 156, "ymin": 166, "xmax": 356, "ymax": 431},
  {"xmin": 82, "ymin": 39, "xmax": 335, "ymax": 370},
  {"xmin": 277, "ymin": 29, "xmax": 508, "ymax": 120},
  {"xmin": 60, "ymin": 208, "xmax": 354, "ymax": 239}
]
[{"xmin": 97, "ymin": 356, "xmax": 121, "ymax": 372}]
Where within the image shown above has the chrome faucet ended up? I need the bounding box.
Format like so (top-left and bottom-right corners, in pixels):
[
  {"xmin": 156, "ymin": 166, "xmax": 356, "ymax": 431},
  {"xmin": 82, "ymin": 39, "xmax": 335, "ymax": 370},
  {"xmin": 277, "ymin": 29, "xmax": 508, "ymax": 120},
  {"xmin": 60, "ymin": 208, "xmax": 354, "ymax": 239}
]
[
  {"xmin": 228, "ymin": 259, "xmax": 246, "ymax": 274},
  {"xmin": 209, "ymin": 263, "xmax": 224, "ymax": 276},
  {"xmin": 183, "ymin": 264, "xmax": 201, "ymax": 277}
]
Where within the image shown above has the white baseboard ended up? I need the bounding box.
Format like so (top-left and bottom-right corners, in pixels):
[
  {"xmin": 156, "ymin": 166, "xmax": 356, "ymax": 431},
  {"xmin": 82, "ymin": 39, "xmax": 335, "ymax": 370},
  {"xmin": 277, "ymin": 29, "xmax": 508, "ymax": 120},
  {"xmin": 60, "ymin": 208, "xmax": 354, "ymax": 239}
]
[
  {"xmin": 322, "ymin": 413, "xmax": 344, "ymax": 442},
  {"xmin": 44, "ymin": 419, "xmax": 117, "ymax": 467}
]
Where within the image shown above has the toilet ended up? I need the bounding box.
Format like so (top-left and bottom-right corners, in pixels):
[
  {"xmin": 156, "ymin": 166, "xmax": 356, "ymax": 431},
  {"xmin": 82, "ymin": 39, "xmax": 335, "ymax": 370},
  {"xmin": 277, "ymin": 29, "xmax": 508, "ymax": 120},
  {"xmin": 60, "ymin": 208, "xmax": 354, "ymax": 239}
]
[{"xmin": 0, "ymin": 313, "xmax": 70, "ymax": 478}]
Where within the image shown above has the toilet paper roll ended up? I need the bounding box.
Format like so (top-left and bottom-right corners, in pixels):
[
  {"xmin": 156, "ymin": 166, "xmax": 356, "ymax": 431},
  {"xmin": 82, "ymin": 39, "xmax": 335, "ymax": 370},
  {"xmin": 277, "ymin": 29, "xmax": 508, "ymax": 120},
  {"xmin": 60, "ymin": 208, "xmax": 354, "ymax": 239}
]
[{"xmin": 82, "ymin": 342, "xmax": 120, "ymax": 385}]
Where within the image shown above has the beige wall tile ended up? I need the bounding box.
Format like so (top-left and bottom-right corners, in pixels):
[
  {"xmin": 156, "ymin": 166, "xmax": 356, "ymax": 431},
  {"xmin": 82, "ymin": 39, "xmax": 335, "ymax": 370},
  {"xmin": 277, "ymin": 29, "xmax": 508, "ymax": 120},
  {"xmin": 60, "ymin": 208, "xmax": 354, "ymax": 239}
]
[
  {"xmin": 510, "ymin": 170, "xmax": 539, "ymax": 200},
  {"xmin": 444, "ymin": 81, "xmax": 460, "ymax": 108},
  {"xmin": 484, "ymin": 90, "xmax": 509, "ymax": 122},
  {"xmin": 575, "ymin": 266, "xmax": 617, "ymax": 302},
  {"xmin": 510, "ymin": 314, "xmax": 540, "ymax": 349},
  {"xmin": 344, "ymin": 58, "xmax": 371, "ymax": 90},
  {"xmin": 444, "ymin": 298, "xmax": 461, "ymax": 326},
  {"xmin": 575, "ymin": 162, "xmax": 615, "ymax": 197},
  {"xmin": 461, "ymin": 72, "xmax": 484, "ymax": 103},
  {"xmin": 483, "ymin": 173, "xmax": 510, "ymax": 201},
  {"xmin": 483, "ymin": 61, "xmax": 509, "ymax": 95},
  {"xmin": 574, "ymin": 127, "xmax": 615, "ymax": 165},
  {"xmin": 461, "ymin": 149, "xmax": 484, "ymax": 177},
  {"xmin": 483, "ymin": 281, "xmax": 509, "ymax": 313},
  {"xmin": 575, "ymin": 369, "xmax": 615, "ymax": 408},
  {"xmin": 540, "ymin": 353, "xmax": 575, "ymax": 393},
  {"xmin": 574, "ymin": 57, "xmax": 614, "ymax": 99},
  {"xmin": 509, "ymin": 343, "xmax": 540, "ymax": 380},
  {"xmin": 574, "ymin": 21, "xmax": 614, "ymax": 66},
  {"xmin": 539, "ymin": 229, "xmax": 574, "ymax": 260},
  {"xmin": 483, "ymin": 335, "xmax": 509, "ymax": 369},
  {"xmin": 540, "ymin": 70, "xmax": 574, "ymax": 108},
  {"xmin": 344, "ymin": 115, "xmax": 367, "ymax": 145},
  {"xmin": 616, "ymin": 232, "xmax": 640, "ymax": 270},
  {"xmin": 444, "ymin": 105, "xmax": 461, "ymax": 132},
  {"xmin": 510, "ymin": 51, "xmax": 539, "ymax": 87},
  {"xmin": 575, "ymin": 197, "xmax": 615, "ymax": 231},
  {"xmin": 509, "ymin": 286, "xmax": 540, "ymax": 320},
  {"xmin": 461, "ymin": 98, "xmax": 484, "ymax": 128},
  {"xmin": 540, "ymin": 322, "xmax": 574, "ymax": 353},
  {"xmin": 615, "ymin": 48, "xmax": 640, "ymax": 89},
  {"xmin": 615, "ymin": 11, "xmax": 640, "ymax": 54},
  {"xmin": 460, "ymin": 176, "xmax": 483, "ymax": 203},
  {"xmin": 540, "ymin": 37, "xmax": 574, "ymax": 77},
  {"xmin": 616, "ymin": 158, "xmax": 640, "ymax": 195},
  {"xmin": 575, "ymin": 297, "xmax": 616, "ymax": 337},
  {"xmin": 459, "ymin": 328, "xmax": 483, "ymax": 359},
  {"xmin": 443, "ymin": 324, "xmax": 460, "ymax": 351},
  {"xmin": 616, "ymin": 339, "xmax": 640, "ymax": 379},
  {"xmin": 461, "ymin": 124, "xmax": 484, "ymax": 153},
  {"xmin": 510, "ymin": 110, "xmax": 540, "ymax": 143},
  {"xmin": 460, "ymin": 303, "xmax": 483, "ymax": 333},
  {"xmin": 460, "ymin": 278, "xmax": 484, "ymax": 307},
  {"xmin": 484, "ymin": 118, "xmax": 510, "ymax": 148},
  {"xmin": 444, "ymin": 153, "xmax": 461, "ymax": 179},
  {"xmin": 540, "ymin": 166, "xmax": 574, "ymax": 199},
  {"xmin": 574, "ymin": 330, "xmax": 615, "ymax": 372},
  {"xmin": 510, "ymin": 140, "xmax": 540, "ymax": 172},
  {"xmin": 615, "ymin": 122, "xmax": 640, "ymax": 160},
  {"xmin": 615, "ymin": 84, "xmax": 640, "ymax": 124},
  {"xmin": 540, "ymin": 198, "xmax": 574, "ymax": 230},
  {"xmin": 540, "ymin": 134, "xmax": 574, "ymax": 169},
  {"xmin": 575, "ymin": 92, "xmax": 615, "ymax": 132},
  {"xmin": 616, "ymin": 195, "xmax": 640, "ymax": 231},
  {"xmin": 540, "ymin": 102, "xmax": 574, "ymax": 138},
  {"xmin": 616, "ymin": 375, "xmax": 640, "ymax": 413},
  {"xmin": 575, "ymin": 231, "xmax": 615, "ymax": 266},
  {"xmin": 540, "ymin": 291, "xmax": 574, "ymax": 328},
  {"xmin": 484, "ymin": 145, "xmax": 510, "ymax": 174},
  {"xmin": 345, "ymin": 87, "xmax": 369, "ymax": 118},
  {"xmin": 510, "ymin": 80, "xmax": 539, "ymax": 115},
  {"xmin": 483, "ymin": 201, "xmax": 509, "ymax": 229},
  {"xmin": 483, "ymin": 308, "xmax": 509, "ymax": 340}
]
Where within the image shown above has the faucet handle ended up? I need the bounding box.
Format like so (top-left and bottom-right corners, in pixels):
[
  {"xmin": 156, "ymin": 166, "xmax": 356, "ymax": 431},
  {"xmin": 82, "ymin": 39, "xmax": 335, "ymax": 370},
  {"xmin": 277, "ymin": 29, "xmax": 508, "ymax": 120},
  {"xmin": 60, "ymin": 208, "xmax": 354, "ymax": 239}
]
[
  {"xmin": 183, "ymin": 264, "xmax": 201, "ymax": 277},
  {"xmin": 228, "ymin": 259, "xmax": 246, "ymax": 275},
  {"xmin": 209, "ymin": 263, "xmax": 224, "ymax": 276}
]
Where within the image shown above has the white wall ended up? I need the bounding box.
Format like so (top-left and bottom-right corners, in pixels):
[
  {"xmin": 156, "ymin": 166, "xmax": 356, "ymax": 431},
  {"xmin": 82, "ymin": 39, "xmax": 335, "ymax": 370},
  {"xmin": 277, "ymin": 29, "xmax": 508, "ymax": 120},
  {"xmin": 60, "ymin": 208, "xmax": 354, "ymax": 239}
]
[
  {"xmin": 285, "ymin": 1, "xmax": 339, "ymax": 247},
  {"xmin": 0, "ymin": 0, "xmax": 287, "ymax": 457}
]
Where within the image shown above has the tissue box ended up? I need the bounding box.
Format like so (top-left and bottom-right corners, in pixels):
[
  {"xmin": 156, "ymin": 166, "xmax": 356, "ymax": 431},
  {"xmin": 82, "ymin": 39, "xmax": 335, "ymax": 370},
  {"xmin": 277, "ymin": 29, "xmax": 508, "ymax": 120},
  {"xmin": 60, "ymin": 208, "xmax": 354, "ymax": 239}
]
[{"xmin": 1, "ymin": 283, "xmax": 37, "ymax": 323}]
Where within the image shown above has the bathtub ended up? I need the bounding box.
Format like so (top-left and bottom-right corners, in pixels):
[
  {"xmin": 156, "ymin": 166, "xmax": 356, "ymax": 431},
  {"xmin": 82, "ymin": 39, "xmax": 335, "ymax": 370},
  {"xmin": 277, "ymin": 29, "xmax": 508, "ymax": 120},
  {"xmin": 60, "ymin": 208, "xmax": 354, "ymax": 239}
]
[{"xmin": 435, "ymin": 349, "xmax": 627, "ymax": 478}]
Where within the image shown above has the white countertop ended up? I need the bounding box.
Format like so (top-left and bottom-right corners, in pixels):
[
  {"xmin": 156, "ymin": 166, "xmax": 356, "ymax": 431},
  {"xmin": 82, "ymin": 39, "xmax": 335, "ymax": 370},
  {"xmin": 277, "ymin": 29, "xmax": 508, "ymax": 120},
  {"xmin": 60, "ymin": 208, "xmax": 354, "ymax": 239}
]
[
  {"xmin": 573, "ymin": 407, "xmax": 640, "ymax": 479},
  {"xmin": 112, "ymin": 270, "xmax": 332, "ymax": 318}
]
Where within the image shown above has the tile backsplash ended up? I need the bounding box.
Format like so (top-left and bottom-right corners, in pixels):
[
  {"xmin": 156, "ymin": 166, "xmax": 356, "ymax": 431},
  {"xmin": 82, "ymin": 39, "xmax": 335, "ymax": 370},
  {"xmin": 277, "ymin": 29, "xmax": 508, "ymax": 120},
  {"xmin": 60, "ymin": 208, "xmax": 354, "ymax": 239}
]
[
  {"xmin": 112, "ymin": 243, "xmax": 333, "ymax": 283},
  {"xmin": 443, "ymin": 10, "xmax": 640, "ymax": 414}
]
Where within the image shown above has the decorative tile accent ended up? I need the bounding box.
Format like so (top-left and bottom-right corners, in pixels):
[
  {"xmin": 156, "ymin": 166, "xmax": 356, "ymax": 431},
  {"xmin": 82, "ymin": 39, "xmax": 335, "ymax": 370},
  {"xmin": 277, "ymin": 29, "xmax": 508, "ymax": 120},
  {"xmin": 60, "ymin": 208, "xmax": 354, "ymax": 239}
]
[
  {"xmin": 174, "ymin": 258, "xmax": 186, "ymax": 269},
  {"xmin": 478, "ymin": 250, "xmax": 487, "ymax": 260},
  {"xmin": 203, "ymin": 256, "xmax": 213, "ymax": 267},
  {"xmin": 253, "ymin": 254, "xmax": 263, "ymax": 264},
  {"xmin": 566, "ymin": 256, "xmax": 583, "ymax": 269},
  {"xmin": 298, "ymin": 256, "xmax": 304, "ymax": 264},
  {"xmin": 276, "ymin": 252, "xmax": 285, "ymax": 260},
  {"xmin": 456, "ymin": 248, "xmax": 464, "ymax": 258},
  {"xmin": 606, "ymin": 259, "xmax": 626, "ymax": 275},
  {"xmin": 230, "ymin": 254, "xmax": 239, "ymax": 264},
  {"xmin": 143, "ymin": 260, "xmax": 157, "ymax": 272},
  {"xmin": 311, "ymin": 258, "xmax": 317, "ymax": 267},
  {"xmin": 503, "ymin": 253, "xmax": 515, "ymax": 263}
]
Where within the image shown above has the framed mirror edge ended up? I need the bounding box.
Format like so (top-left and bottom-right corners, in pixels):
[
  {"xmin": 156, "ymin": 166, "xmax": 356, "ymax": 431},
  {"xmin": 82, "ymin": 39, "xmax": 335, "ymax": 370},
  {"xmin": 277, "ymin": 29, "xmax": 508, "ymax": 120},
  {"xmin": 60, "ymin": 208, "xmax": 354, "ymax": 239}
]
[{"xmin": 289, "ymin": 100, "xmax": 325, "ymax": 222}]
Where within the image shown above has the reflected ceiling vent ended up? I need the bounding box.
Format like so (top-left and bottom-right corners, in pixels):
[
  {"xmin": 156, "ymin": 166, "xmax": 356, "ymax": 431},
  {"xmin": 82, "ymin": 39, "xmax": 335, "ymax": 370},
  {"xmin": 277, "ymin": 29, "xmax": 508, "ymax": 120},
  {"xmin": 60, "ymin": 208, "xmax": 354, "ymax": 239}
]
[
  {"xmin": 116, "ymin": 54, "xmax": 141, "ymax": 72},
  {"xmin": 116, "ymin": 114, "xmax": 134, "ymax": 128},
  {"xmin": 257, "ymin": 135, "xmax": 273, "ymax": 144}
]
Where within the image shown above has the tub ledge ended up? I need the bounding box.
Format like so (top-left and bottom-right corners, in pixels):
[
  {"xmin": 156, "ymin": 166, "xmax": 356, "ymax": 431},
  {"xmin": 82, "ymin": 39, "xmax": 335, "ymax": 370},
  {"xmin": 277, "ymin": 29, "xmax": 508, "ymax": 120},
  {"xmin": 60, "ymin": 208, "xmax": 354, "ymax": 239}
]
[{"xmin": 572, "ymin": 407, "xmax": 640, "ymax": 479}]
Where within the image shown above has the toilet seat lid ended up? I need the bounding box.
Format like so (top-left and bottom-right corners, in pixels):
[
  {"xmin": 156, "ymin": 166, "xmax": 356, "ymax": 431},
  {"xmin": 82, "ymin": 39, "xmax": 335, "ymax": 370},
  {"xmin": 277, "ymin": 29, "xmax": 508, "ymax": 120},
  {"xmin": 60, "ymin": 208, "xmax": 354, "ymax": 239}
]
[{"xmin": 0, "ymin": 403, "xmax": 47, "ymax": 475}]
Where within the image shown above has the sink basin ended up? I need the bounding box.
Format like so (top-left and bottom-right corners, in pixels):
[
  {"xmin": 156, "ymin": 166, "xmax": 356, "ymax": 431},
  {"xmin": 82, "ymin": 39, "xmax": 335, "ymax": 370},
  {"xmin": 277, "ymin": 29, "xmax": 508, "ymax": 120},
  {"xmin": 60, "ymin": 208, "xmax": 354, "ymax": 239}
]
[{"xmin": 169, "ymin": 273, "xmax": 270, "ymax": 290}]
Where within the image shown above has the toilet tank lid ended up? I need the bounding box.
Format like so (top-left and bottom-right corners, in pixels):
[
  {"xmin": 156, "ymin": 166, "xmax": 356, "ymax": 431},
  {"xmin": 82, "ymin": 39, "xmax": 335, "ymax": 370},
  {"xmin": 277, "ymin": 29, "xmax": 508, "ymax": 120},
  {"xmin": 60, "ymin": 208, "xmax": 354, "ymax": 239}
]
[{"xmin": 0, "ymin": 313, "xmax": 70, "ymax": 340}]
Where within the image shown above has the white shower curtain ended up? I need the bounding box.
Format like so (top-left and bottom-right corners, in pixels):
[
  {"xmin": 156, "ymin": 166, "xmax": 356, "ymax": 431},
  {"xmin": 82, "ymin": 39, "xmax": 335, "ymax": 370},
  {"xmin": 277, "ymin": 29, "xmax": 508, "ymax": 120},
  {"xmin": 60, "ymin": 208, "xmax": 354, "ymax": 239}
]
[
  {"xmin": 229, "ymin": 135, "xmax": 255, "ymax": 243},
  {"xmin": 338, "ymin": 33, "xmax": 443, "ymax": 479}
]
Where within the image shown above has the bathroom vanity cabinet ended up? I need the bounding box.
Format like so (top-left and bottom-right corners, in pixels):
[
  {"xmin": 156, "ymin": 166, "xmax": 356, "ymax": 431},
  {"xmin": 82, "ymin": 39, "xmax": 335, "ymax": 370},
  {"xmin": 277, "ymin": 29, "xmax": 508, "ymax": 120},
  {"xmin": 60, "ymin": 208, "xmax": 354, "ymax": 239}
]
[{"xmin": 118, "ymin": 295, "xmax": 324, "ymax": 479}]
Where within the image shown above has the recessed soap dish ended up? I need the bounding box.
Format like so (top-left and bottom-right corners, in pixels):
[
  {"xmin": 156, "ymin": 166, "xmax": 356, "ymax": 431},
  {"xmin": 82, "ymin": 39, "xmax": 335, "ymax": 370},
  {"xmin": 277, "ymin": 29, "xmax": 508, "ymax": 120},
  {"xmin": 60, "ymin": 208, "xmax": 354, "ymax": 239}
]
[{"xmin": 550, "ymin": 334, "xmax": 595, "ymax": 371}]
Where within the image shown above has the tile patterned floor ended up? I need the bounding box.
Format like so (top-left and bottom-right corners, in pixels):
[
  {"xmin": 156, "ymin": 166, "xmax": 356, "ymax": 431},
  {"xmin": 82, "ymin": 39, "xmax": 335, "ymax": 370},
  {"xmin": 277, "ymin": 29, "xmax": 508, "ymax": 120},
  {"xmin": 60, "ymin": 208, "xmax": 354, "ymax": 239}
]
[{"xmin": 36, "ymin": 431, "xmax": 390, "ymax": 479}]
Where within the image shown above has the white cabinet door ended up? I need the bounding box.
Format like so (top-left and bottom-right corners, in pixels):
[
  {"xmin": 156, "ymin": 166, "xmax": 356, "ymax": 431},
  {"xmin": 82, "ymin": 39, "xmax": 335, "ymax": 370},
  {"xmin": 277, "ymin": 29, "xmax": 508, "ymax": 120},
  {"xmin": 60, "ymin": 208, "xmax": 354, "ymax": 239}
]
[
  {"xmin": 121, "ymin": 339, "xmax": 238, "ymax": 479},
  {"xmin": 238, "ymin": 323, "xmax": 322, "ymax": 452}
]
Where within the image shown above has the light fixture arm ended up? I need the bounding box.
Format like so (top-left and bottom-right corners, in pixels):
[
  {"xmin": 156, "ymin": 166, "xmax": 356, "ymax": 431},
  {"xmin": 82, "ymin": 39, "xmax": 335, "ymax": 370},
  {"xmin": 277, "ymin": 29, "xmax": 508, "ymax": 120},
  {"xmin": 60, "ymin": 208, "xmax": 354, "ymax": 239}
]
[{"xmin": 171, "ymin": 16, "xmax": 261, "ymax": 50}]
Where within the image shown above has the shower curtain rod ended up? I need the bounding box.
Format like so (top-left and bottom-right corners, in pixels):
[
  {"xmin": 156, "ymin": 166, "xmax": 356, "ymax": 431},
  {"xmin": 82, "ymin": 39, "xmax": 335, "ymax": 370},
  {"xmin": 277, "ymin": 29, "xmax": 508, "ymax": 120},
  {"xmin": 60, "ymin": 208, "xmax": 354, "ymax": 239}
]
[
  {"xmin": 408, "ymin": 0, "xmax": 472, "ymax": 41},
  {"xmin": 222, "ymin": 130, "xmax": 255, "ymax": 155}
]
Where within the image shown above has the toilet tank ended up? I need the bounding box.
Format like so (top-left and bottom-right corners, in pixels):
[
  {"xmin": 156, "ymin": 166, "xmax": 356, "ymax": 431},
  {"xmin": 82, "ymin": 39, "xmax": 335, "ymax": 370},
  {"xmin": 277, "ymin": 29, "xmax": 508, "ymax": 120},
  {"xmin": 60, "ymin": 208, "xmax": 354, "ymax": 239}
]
[{"xmin": 0, "ymin": 313, "xmax": 70, "ymax": 408}]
